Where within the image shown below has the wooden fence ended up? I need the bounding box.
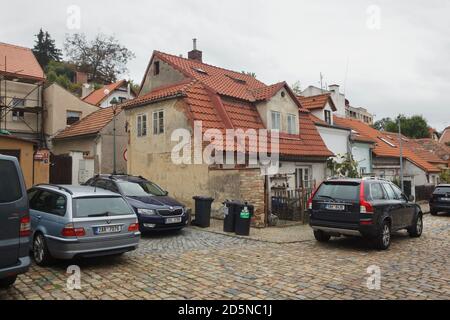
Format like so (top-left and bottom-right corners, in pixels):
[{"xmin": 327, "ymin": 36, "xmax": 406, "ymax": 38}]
[{"xmin": 271, "ymin": 188, "xmax": 313, "ymax": 223}]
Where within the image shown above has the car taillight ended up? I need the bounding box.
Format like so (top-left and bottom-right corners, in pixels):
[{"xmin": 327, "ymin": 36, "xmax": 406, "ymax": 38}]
[
  {"xmin": 128, "ymin": 223, "xmax": 139, "ymax": 232},
  {"xmin": 307, "ymin": 184, "xmax": 321, "ymax": 210},
  {"xmin": 19, "ymin": 215, "xmax": 31, "ymax": 237},
  {"xmin": 62, "ymin": 224, "xmax": 85, "ymax": 237},
  {"xmin": 359, "ymin": 182, "xmax": 374, "ymax": 214}
]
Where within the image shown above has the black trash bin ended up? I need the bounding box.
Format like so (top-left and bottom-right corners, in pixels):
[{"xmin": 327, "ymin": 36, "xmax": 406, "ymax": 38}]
[
  {"xmin": 223, "ymin": 200, "xmax": 238, "ymax": 233},
  {"xmin": 192, "ymin": 196, "xmax": 214, "ymax": 228},
  {"xmin": 235, "ymin": 202, "xmax": 254, "ymax": 236}
]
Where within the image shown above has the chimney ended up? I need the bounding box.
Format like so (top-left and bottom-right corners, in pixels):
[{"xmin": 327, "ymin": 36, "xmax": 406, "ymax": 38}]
[
  {"xmin": 328, "ymin": 84, "xmax": 340, "ymax": 93},
  {"xmin": 188, "ymin": 38, "xmax": 203, "ymax": 62}
]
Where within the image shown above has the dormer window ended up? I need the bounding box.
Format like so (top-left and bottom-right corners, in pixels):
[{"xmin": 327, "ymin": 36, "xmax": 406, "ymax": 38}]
[
  {"xmin": 271, "ymin": 111, "xmax": 281, "ymax": 131},
  {"xmin": 324, "ymin": 110, "xmax": 331, "ymax": 125},
  {"xmin": 153, "ymin": 61, "xmax": 160, "ymax": 76}
]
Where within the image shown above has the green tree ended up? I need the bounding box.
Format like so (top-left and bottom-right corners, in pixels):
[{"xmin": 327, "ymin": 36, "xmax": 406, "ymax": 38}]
[
  {"xmin": 291, "ymin": 81, "xmax": 302, "ymax": 95},
  {"xmin": 241, "ymin": 71, "xmax": 256, "ymax": 78},
  {"xmin": 327, "ymin": 154, "xmax": 360, "ymax": 178},
  {"xmin": 374, "ymin": 115, "xmax": 430, "ymax": 139},
  {"xmin": 32, "ymin": 29, "xmax": 62, "ymax": 69},
  {"xmin": 64, "ymin": 33, "xmax": 135, "ymax": 84},
  {"xmin": 46, "ymin": 60, "xmax": 80, "ymax": 93}
]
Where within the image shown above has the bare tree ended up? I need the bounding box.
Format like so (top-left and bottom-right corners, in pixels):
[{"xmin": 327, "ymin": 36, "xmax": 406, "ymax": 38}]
[{"xmin": 64, "ymin": 33, "xmax": 135, "ymax": 84}]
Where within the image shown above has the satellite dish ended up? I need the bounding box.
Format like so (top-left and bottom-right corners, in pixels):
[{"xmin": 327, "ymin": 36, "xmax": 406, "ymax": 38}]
[{"xmin": 104, "ymin": 89, "xmax": 110, "ymax": 95}]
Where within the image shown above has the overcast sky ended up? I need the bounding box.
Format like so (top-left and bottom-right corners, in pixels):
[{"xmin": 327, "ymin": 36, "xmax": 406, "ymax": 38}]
[{"xmin": 1, "ymin": 0, "xmax": 449, "ymax": 130}]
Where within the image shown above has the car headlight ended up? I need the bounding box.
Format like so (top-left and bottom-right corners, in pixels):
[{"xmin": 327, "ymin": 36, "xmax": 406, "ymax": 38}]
[{"xmin": 137, "ymin": 208, "xmax": 156, "ymax": 216}]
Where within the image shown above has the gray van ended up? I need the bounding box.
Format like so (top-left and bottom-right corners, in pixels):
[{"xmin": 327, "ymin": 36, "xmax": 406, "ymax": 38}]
[
  {"xmin": 0, "ymin": 154, "xmax": 31, "ymax": 288},
  {"xmin": 28, "ymin": 185, "xmax": 140, "ymax": 265}
]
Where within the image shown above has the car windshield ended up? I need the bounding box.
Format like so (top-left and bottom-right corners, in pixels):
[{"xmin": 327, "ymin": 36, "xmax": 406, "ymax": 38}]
[
  {"xmin": 73, "ymin": 196, "xmax": 133, "ymax": 218},
  {"xmin": 434, "ymin": 186, "xmax": 450, "ymax": 194},
  {"xmin": 138, "ymin": 181, "xmax": 166, "ymax": 196},
  {"xmin": 117, "ymin": 181, "xmax": 149, "ymax": 197},
  {"xmin": 314, "ymin": 182, "xmax": 360, "ymax": 201}
]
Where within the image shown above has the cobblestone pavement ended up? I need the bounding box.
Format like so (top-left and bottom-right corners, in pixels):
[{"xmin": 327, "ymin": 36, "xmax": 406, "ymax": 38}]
[{"xmin": 1, "ymin": 214, "xmax": 449, "ymax": 300}]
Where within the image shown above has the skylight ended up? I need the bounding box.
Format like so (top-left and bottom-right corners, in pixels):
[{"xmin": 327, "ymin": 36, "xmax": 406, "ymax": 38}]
[
  {"xmin": 193, "ymin": 67, "xmax": 208, "ymax": 75},
  {"xmin": 225, "ymin": 74, "xmax": 246, "ymax": 84},
  {"xmin": 379, "ymin": 137, "xmax": 396, "ymax": 148}
]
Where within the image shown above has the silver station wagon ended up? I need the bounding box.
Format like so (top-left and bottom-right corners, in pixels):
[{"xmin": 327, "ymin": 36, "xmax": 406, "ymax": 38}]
[{"xmin": 27, "ymin": 184, "xmax": 140, "ymax": 265}]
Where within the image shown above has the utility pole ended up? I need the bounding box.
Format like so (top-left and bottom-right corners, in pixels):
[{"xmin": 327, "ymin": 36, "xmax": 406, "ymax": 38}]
[
  {"xmin": 106, "ymin": 89, "xmax": 118, "ymax": 175},
  {"xmin": 398, "ymin": 116, "xmax": 404, "ymax": 192}
]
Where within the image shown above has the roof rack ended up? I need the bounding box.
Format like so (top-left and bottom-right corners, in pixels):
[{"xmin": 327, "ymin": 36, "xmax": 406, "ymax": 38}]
[{"xmin": 35, "ymin": 184, "xmax": 74, "ymax": 195}]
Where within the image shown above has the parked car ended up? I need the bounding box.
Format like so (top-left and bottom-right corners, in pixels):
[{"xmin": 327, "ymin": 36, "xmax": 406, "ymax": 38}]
[
  {"xmin": 429, "ymin": 184, "xmax": 450, "ymax": 215},
  {"xmin": 308, "ymin": 178, "xmax": 423, "ymax": 250},
  {"xmin": 0, "ymin": 154, "xmax": 31, "ymax": 288},
  {"xmin": 28, "ymin": 184, "xmax": 140, "ymax": 266},
  {"xmin": 85, "ymin": 175, "xmax": 189, "ymax": 232}
]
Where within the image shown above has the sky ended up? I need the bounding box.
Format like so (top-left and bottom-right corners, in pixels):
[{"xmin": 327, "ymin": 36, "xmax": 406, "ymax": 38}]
[{"xmin": 1, "ymin": 0, "xmax": 449, "ymax": 130}]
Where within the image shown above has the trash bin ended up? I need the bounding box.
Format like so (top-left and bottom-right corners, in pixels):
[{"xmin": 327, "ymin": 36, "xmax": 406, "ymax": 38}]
[
  {"xmin": 192, "ymin": 196, "xmax": 214, "ymax": 228},
  {"xmin": 235, "ymin": 202, "xmax": 254, "ymax": 236},
  {"xmin": 223, "ymin": 200, "xmax": 238, "ymax": 233}
]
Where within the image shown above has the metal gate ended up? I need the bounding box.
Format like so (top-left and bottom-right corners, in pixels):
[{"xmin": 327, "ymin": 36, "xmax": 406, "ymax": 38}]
[{"xmin": 49, "ymin": 154, "xmax": 72, "ymax": 184}]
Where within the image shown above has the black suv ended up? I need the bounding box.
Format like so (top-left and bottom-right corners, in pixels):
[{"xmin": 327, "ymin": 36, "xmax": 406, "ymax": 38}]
[
  {"xmin": 308, "ymin": 178, "xmax": 423, "ymax": 250},
  {"xmin": 429, "ymin": 184, "xmax": 450, "ymax": 215},
  {"xmin": 85, "ymin": 175, "xmax": 189, "ymax": 232}
]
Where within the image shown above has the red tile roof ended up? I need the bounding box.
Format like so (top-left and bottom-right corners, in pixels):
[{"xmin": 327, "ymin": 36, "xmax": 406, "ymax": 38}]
[
  {"xmin": 82, "ymin": 80, "xmax": 127, "ymax": 106},
  {"xmin": 126, "ymin": 51, "xmax": 332, "ymax": 158},
  {"xmin": 0, "ymin": 42, "xmax": 45, "ymax": 81},
  {"xmin": 334, "ymin": 116, "xmax": 440, "ymax": 173},
  {"xmin": 414, "ymin": 138, "xmax": 450, "ymax": 163},
  {"xmin": 54, "ymin": 106, "xmax": 121, "ymax": 140},
  {"xmin": 297, "ymin": 93, "xmax": 336, "ymax": 111}
]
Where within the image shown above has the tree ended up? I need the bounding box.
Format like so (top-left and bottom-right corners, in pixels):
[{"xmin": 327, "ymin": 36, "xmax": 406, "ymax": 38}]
[
  {"xmin": 327, "ymin": 154, "xmax": 360, "ymax": 178},
  {"xmin": 32, "ymin": 29, "xmax": 62, "ymax": 69},
  {"xmin": 373, "ymin": 115, "xmax": 430, "ymax": 139},
  {"xmin": 241, "ymin": 71, "xmax": 256, "ymax": 78},
  {"xmin": 64, "ymin": 33, "xmax": 135, "ymax": 84},
  {"xmin": 45, "ymin": 60, "xmax": 80, "ymax": 93},
  {"xmin": 291, "ymin": 81, "xmax": 302, "ymax": 95}
]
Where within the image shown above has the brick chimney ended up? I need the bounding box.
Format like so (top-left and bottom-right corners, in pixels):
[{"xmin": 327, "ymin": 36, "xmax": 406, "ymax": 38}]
[{"xmin": 188, "ymin": 38, "xmax": 202, "ymax": 62}]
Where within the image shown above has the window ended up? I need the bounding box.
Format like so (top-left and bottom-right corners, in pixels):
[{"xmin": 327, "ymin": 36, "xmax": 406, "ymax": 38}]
[
  {"xmin": 12, "ymin": 98, "xmax": 25, "ymax": 120},
  {"xmin": 379, "ymin": 137, "xmax": 396, "ymax": 148},
  {"xmin": 153, "ymin": 61, "xmax": 160, "ymax": 76},
  {"xmin": 271, "ymin": 111, "xmax": 281, "ymax": 131},
  {"xmin": 66, "ymin": 111, "xmax": 81, "ymax": 125},
  {"xmin": 390, "ymin": 183, "xmax": 405, "ymax": 200},
  {"xmin": 12, "ymin": 98, "xmax": 24, "ymax": 107},
  {"xmin": 314, "ymin": 182, "xmax": 359, "ymax": 201},
  {"xmin": 137, "ymin": 114, "xmax": 147, "ymax": 137},
  {"xmin": 370, "ymin": 183, "xmax": 386, "ymax": 200},
  {"xmin": 73, "ymin": 197, "xmax": 133, "ymax": 218},
  {"xmin": 324, "ymin": 110, "xmax": 331, "ymax": 125},
  {"xmin": 287, "ymin": 114, "xmax": 297, "ymax": 134},
  {"xmin": 153, "ymin": 110, "xmax": 164, "ymax": 135},
  {"xmin": 382, "ymin": 183, "xmax": 396, "ymax": 200},
  {"xmin": 295, "ymin": 168, "xmax": 311, "ymax": 189},
  {"xmin": 118, "ymin": 97, "xmax": 127, "ymax": 103},
  {"xmin": 0, "ymin": 159, "xmax": 22, "ymax": 203},
  {"xmin": 31, "ymin": 191, "xmax": 67, "ymax": 216}
]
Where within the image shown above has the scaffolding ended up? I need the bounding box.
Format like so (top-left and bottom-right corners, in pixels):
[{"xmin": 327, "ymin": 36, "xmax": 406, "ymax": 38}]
[{"xmin": 0, "ymin": 56, "xmax": 45, "ymax": 147}]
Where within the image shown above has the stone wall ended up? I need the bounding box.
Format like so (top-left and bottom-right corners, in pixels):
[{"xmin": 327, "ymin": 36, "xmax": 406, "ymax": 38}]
[{"xmin": 239, "ymin": 169, "xmax": 266, "ymax": 227}]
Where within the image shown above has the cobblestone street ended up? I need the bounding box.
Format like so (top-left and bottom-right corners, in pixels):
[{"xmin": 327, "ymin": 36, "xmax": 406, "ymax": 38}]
[{"xmin": 1, "ymin": 214, "xmax": 449, "ymax": 300}]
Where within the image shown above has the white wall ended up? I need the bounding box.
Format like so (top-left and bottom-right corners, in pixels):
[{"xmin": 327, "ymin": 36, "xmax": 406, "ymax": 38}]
[
  {"xmin": 275, "ymin": 161, "xmax": 326, "ymax": 191},
  {"xmin": 310, "ymin": 102, "xmax": 335, "ymax": 125},
  {"xmin": 317, "ymin": 126, "xmax": 349, "ymax": 162},
  {"xmin": 99, "ymin": 90, "xmax": 135, "ymax": 108},
  {"xmin": 351, "ymin": 142, "xmax": 372, "ymax": 174}
]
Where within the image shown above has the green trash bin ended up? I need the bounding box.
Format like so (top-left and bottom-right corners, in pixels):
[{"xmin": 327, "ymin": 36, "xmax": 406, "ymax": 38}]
[{"xmin": 235, "ymin": 202, "xmax": 254, "ymax": 236}]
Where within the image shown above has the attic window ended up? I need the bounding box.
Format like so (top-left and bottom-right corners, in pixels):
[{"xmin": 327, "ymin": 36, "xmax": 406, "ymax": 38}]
[
  {"xmin": 153, "ymin": 61, "xmax": 160, "ymax": 76},
  {"xmin": 193, "ymin": 67, "xmax": 208, "ymax": 75},
  {"xmin": 281, "ymin": 91, "xmax": 286, "ymax": 98},
  {"xmin": 379, "ymin": 137, "xmax": 396, "ymax": 148},
  {"xmin": 225, "ymin": 74, "xmax": 246, "ymax": 84}
]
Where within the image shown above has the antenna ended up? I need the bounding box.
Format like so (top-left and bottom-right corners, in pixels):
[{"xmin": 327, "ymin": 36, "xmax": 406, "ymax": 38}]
[{"xmin": 319, "ymin": 72, "xmax": 324, "ymax": 92}]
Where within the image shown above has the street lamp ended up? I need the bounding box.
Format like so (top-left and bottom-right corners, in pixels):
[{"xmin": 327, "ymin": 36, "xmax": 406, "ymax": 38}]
[
  {"xmin": 398, "ymin": 116, "xmax": 404, "ymax": 192},
  {"xmin": 104, "ymin": 88, "xmax": 118, "ymax": 175}
]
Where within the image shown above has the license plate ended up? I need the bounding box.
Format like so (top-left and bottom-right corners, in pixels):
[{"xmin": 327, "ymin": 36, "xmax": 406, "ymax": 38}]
[
  {"xmin": 326, "ymin": 204, "xmax": 345, "ymax": 211},
  {"xmin": 94, "ymin": 225, "xmax": 122, "ymax": 235},
  {"xmin": 440, "ymin": 197, "xmax": 450, "ymax": 201},
  {"xmin": 165, "ymin": 217, "xmax": 182, "ymax": 224}
]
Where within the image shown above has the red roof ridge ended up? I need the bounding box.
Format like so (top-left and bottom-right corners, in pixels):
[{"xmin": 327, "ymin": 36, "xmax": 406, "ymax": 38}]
[
  {"xmin": 154, "ymin": 50, "xmax": 267, "ymax": 85},
  {"xmin": 82, "ymin": 79, "xmax": 127, "ymax": 106}
]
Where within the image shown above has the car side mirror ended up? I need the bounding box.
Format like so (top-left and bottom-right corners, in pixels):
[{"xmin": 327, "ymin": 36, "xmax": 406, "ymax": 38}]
[
  {"xmin": 164, "ymin": 191, "xmax": 169, "ymax": 196},
  {"xmin": 408, "ymin": 195, "xmax": 415, "ymax": 202}
]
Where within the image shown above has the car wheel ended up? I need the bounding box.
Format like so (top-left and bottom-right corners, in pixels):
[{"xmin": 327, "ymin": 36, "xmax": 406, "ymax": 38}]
[
  {"xmin": 313, "ymin": 230, "xmax": 331, "ymax": 242},
  {"xmin": 374, "ymin": 220, "xmax": 391, "ymax": 250},
  {"xmin": 430, "ymin": 209, "xmax": 438, "ymax": 216},
  {"xmin": 408, "ymin": 214, "xmax": 423, "ymax": 238},
  {"xmin": 33, "ymin": 233, "xmax": 52, "ymax": 266},
  {"xmin": 0, "ymin": 276, "xmax": 17, "ymax": 288}
]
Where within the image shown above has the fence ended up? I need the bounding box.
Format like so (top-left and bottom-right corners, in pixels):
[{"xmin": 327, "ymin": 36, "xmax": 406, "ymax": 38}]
[
  {"xmin": 271, "ymin": 188, "xmax": 313, "ymax": 224},
  {"xmin": 415, "ymin": 184, "xmax": 435, "ymax": 201}
]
